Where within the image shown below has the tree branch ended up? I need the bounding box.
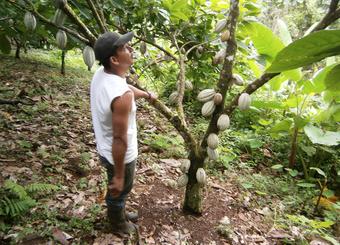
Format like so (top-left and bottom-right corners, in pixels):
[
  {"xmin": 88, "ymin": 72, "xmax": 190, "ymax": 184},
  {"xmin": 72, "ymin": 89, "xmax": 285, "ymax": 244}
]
[
  {"xmin": 311, "ymin": 0, "xmax": 340, "ymax": 32},
  {"xmin": 201, "ymin": 0, "xmax": 240, "ymax": 149},
  {"xmin": 127, "ymin": 74, "xmax": 198, "ymax": 152},
  {"xmin": 0, "ymin": 99, "xmax": 34, "ymax": 106},
  {"xmin": 85, "ymin": 0, "xmax": 106, "ymax": 33},
  {"xmin": 60, "ymin": 3, "xmax": 97, "ymax": 45},
  {"xmin": 6, "ymin": 0, "xmax": 90, "ymax": 45},
  {"xmin": 135, "ymin": 36, "xmax": 177, "ymax": 61},
  {"xmin": 93, "ymin": 0, "xmax": 108, "ymax": 31}
]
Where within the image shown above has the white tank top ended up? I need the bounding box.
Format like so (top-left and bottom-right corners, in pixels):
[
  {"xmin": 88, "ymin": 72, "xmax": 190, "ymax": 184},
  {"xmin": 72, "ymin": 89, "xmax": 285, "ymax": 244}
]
[{"xmin": 90, "ymin": 67, "xmax": 138, "ymax": 164}]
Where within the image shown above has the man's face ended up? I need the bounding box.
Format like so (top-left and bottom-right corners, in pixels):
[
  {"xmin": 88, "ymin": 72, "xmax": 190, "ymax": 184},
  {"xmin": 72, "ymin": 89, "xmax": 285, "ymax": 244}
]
[{"xmin": 113, "ymin": 43, "xmax": 134, "ymax": 67}]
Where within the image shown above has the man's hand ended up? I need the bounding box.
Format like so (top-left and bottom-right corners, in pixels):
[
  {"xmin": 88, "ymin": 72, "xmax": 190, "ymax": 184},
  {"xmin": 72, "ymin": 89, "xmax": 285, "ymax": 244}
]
[
  {"xmin": 147, "ymin": 91, "xmax": 158, "ymax": 102},
  {"xmin": 109, "ymin": 176, "xmax": 124, "ymax": 197}
]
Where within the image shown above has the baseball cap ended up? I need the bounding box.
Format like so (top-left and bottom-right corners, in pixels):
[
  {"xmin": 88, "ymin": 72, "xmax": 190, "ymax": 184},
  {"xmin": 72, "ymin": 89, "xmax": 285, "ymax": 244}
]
[{"xmin": 94, "ymin": 31, "xmax": 134, "ymax": 63}]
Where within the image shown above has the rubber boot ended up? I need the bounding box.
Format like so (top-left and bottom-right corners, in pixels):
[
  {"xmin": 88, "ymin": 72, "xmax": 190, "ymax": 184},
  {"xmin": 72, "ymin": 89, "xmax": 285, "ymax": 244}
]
[
  {"xmin": 107, "ymin": 206, "xmax": 136, "ymax": 235},
  {"xmin": 125, "ymin": 208, "xmax": 138, "ymax": 223}
]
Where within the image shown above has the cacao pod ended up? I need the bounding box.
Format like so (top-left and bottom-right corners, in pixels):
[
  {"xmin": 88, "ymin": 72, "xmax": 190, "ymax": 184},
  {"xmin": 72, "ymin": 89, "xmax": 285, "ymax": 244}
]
[
  {"xmin": 212, "ymin": 49, "xmax": 226, "ymax": 65},
  {"xmin": 232, "ymin": 74, "xmax": 244, "ymax": 86},
  {"xmin": 217, "ymin": 114, "xmax": 230, "ymax": 131},
  {"xmin": 56, "ymin": 30, "xmax": 67, "ymax": 50},
  {"xmin": 53, "ymin": 9, "xmax": 67, "ymax": 27},
  {"xmin": 221, "ymin": 30, "xmax": 230, "ymax": 42},
  {"xmin": 201, "ymin": 100, "xmax": 216, "ymax": 117},
  {"xmin": 177, "ymin": 174, "xmax": 188, "ymax": 188},
  {"xmin": 207, "ymin": 133, "xmax": 219, "ymax": 149},
  {"xmin": 238, "ymin": 93, "xmax": 251, "ymax": 110},
  {"xmin": 83, "ymin": 46, "xmax": 95, "ymax": 70},
  {"xmin": 207, "ymin": 147, "xmax": 219, "ymax": 161},
  {"xmin": 215, "ymin": 19, "xmax": 227, "ymax": 33},
  {"xmin": 180, "ymin": 160, "xmax": 190, "ymax": 173},
  {"xmin": 197, "ymin": 89, "xmax": 215, "ymax": 102},
  {"xmin": 196, "ymin": 168, "xmax": 207, "ymax": 185},
  {"xmin": 24, "ymin": 12, "xmax": 36, "ymax": 31},
  {"xmin": 140, "ymin": 41, "xmax": 147, "ymax": 55},
  {"xmin": 213, "ymin": 93, "xmax": 223, "ymax": 105},
  {"xmin": 54, "ymin": 0, "xmax": 67, "ymax": 8},
  {"xmin": 169, "ymin": 91, "xmax": 179, "ymax": 104}
]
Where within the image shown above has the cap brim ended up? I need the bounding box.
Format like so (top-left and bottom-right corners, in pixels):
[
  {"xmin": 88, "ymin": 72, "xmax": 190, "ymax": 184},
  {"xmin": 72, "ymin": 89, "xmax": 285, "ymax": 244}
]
[{"xmin": 114, "ymin": 32, "xmax": 134, "ymax": 46}]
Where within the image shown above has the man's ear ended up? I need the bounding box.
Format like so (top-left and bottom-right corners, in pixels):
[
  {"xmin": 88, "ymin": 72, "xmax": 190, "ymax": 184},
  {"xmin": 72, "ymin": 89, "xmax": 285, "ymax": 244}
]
[{"xmin": 110, "ymin": 56, "xmax": 119, "ymax": 66}]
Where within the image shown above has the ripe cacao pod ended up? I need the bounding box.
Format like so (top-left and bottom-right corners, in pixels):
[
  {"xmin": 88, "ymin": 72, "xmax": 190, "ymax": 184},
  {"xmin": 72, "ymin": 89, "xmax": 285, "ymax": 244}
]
[
  {"xmin": 207, "ymin": 147, "xmax": 219, "ymax": 161},
  {"xmin": 215, "ymin": 19, "xmax": 227, "ymax": 33},
  {"xmin": 169, "ymin": 91, "xmax": 179, "ymax": 104},
  {"xmin": 221, "ymin": 30, "xmax": 230, "ymax": 42},
  {"xmin": 140, "ymin": 41, "xmax": 147, "ymax": 55},
  {"xmin": 217, "ymin": 114, "xmax": 230, "ymax": 131},
  {"xmin": 232, "ymin": 74, "xmax": 244, "ymax": 86},
  {"xmin": 83, "ymin": 46, "xmax": 95, "ymax": 70},
  {"xmin": 201, "ymin": 101, "xmax": 216, "ymax": 117},
  {"xmin": 177, "ymin": 174, "xmax": 188, "ymax": 188},
  {"xmin": 207, "ymin": 133, "xmax": 219, "ymax": 149},
  {"xmin": 53, "ymin": 9, "xmax": 67, "ymax": 27},
  {"xmin": 180, "ymin": 160, "xmax": 190, "ymax": 173},
  {"xmin": 56, "ymin": 30, "xmax": 67, "ymax": 50},
  {"xmin": 196, "ymin": 168, "xmax": 207, "ymax": 185},
  {"xmin": 213, "ymin": 93, "xmax": 223, "ymax": 105},
  {"xmin": 213, "ymin": 49, "xmax": 226, "ymax": 65},
  {"xmin": 197, "ymin": 89, "xmax": 215, "ymax": 102},
  {"xmin": 185, "ymin": 80, "xmax": 193, "ymax": 90},
  {"xmin": 24, "ymin": 12, "xmax": 36, "ymax": 31},
  {"xmin": 238, "ymin": 93, "xmax": 251, "ymax": 110},
  {"xmin": 54, "ymin": 0, "xmax": 67, "ymax": 8}
]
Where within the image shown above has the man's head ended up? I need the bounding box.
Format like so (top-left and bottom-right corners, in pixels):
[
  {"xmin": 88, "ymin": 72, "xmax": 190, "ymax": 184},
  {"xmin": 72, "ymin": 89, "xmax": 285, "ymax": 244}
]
[{"xmin": 94, "ymin": 32, "xmax": 134, "ymax": 71}]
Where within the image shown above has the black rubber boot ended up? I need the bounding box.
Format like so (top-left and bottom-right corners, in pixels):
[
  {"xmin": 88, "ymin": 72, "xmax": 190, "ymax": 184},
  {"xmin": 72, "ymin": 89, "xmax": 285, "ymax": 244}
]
[
  {"xmin": 125, "ymin": 209, "xmax": 138, "ymax": 223},
  {"xmin": 107, "ymin": 206, "xmax": 137, "ymax": 236}
]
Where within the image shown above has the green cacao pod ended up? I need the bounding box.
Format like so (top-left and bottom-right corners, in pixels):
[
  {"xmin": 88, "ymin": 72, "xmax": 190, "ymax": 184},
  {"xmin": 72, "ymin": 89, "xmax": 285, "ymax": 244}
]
[
  {"xmin": 238, "ymin": 93, "xmax": 251, "ymax": 110},
  {"xmin": 202, "ymin": 100, "xmax": 216, "ymax": 117},
  {"xmin": 140, "ymin": 41, "xmax": 147, "ymax": 55},
  {"xmin": 56, "ymin": 30, "xmax": 67, "ymax": 50},
  {"xmin": 232, "ymin": 74, "xmax": 244, "ymax": 86},
  {"xmin": 83, "ymin": 46, "xmax": 95, "ymax": 70},
  {"xmin": 207, "ymin": 147, "xmax": 219, "ymax": 161},
  {"xmin": 215, "ymin": 19, "xmax": 227, "ymax": 33},
  {"xmin": 180, "ymin": 160, "xmax": 190, "ymax": 173},
  {"xmin": 213, "ymin": 93, "xmax": 223, "ymax": 105},
  {"xmin": 177, "ymin": 174, "xmax": 188, "ymax": 188},
  {"xmin": 24, "ymin": 12, "xmax": 36, "ymax": 31},
  {"xmin": 53, "ymin": 9, "xmax": 67, "ymax": 27},
  {"xmin": 197, "ymin": 89, "xmax": 215, "ymax": 102},
  {"xmin": 207, "ymin": 133, "xmax": 219, "ymax": 149},
  {"xmin": 221, "ymin": 30, "xmax": 230, "ymax": 42},
  {"xmin": 217, "ymin": 114, "xmax": 230, "ymax": 131},
  {"xmin": 169, "ymin": 91, "xmax": 179, "ymax": 104},
  {"xmin": 212, "ymin": 49, "xmax": 226, "ymax": 65},
  {"xmin": 196, "ymin": 168, "xmax": 207, "ymax": 185},
  {"xmin": 54, "ymin": 0, "xmax": 67, "ymax": 8}
]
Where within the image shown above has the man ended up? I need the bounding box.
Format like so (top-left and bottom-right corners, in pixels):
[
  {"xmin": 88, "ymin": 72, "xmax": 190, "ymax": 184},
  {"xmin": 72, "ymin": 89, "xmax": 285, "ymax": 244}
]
[{"xmin": 90, "ymin": 31, "xmax": 156, "ymax": 235}]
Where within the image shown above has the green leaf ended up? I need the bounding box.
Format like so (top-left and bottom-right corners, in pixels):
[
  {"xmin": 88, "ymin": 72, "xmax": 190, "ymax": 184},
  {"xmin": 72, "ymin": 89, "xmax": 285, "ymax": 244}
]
[
  {"xmin": 270, "ymin": 118, "xmax": 293, "ymax": 132},
  {"xmin": 324, "ymin": 64, "xmax": 340, "ymax": 91},
  {"xmin": 275, "ymin": 18, "xmax": 292, "ymax": 45},
  {"xmin": 297, "ymin": 182, "xmax": 316, "ymax": 188},
  {"xmin": 310, "ymin": 220, "xmax": 334, "ymax": 229},
  {"xmin": 282, "ymin": 69, "xmax": 302, "ymax": 82},
  {"xmin": 300, "ymin": 145, "xmax": 316, "ymax": 157},
  {"xmin": 267, "ymin": 30, "xmax": 340, "ymax": 72},
  {"xmin": 271, "ymin": 164, "xmax": 283, "ymax": 170},
  {"xmin": 304, "ymin": 124, "xmax": 340, "ymax": 146},
  {"xmin": 323, "ymin": 189, "xmax": 335, "ymax": 198},
  {"xmin": 0, "ymin": 34, "xmax": 11, "ymax": 54},
  {"xmin": 269, "ymin": 73, "xmax": 287, "ymax": 91},
  {"xmin": 241, "ymin": 182, "xmax": 253, "ymax": 189},
  {"xmin": 252, "ymin": 100, "xmax": 285, "ymax": 109},
  {"xmin": 258, "ymin": 118, "xmax": 273, "ymax": 126},
  {"xmin": 312, "ymin": 63, "xmax": 339, "ymax": 93},
  {"xmin": 241, "ymin": 21, "xmax": 285, "ymax": 63},
  {"xmin": 310, "ymin": 167, "xmax": 326, "ymax": 177},
  {"xmin": 294, "ymin": 116, "xmax": 309, "ymax": 129}
]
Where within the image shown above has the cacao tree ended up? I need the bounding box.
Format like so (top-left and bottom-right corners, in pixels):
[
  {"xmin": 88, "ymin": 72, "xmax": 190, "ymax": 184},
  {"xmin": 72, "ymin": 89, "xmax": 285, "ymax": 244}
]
[{"xmin": 3, "ymin": 0, "xmax": 340, "ymax": 214}]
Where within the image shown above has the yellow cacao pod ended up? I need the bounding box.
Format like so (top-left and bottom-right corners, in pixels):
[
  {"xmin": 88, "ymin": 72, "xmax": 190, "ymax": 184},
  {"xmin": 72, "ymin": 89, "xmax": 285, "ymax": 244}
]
[
  {"xmin": 232, "ymin": 74, "xmax": 244, "ymax": 86},
  {"xmin": 215, "ymin": 19, "xmax": 227, "ymax": 33},
  {"xmin": 53, "ymin": 9, "xmax": 67, "ymax": 27},
  {"xmin": 196, "ymin": 168, "xmax": 207, "ymax": 185},
  {"xmin": 180, "ymin": 160, "xmax": 190, "ymax": 173},
  {"xmin": 213, "ymin": 93, "xmax": 223, "ymax": 105},
  {"xmin": 201, "ymin": 100, "xmax": 216, "ymax": 117},
  {"xmin": 207, "ymin": 147, "xmax": 219, "ymax": 161},
  {"xmin": 221, "ymin": 30, "xmax": 230, "ymax": 42},
  {"xmin": 238, "ymin": 93, "xmax": 251, "ymax": 110},
  {"xmin": 217, "ymin": 114, "xmax": 230, "ymax": 131},
  {"xmin": 197, "ymin": 89, "xmax": 215, "ymax": 102},
  {"xmin": 83, "ymin": 46, "xmax": 95, "ymax": 70},
  {"xmin": 56, "ymin": 30, "xmax": 67, "ymax": 50},
  {"xmin": 169, "ymin": 91, "xmax": 179, "ymax": 104},
  {"xmin": 24, "ymin": 12, "xmax": 36, "ymax": 31}
]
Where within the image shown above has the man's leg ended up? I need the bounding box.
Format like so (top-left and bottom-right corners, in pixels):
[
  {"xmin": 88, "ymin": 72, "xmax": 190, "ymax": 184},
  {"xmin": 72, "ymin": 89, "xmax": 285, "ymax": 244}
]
[{"xmin": 100, "ymin": 156, "xmax": 137, "ymax": 234}]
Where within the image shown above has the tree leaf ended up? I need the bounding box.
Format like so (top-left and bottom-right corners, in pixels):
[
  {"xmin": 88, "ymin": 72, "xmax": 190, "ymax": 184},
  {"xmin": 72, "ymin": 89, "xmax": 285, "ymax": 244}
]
[
  {"xmin": 324, "ymin": 64, "xmax": 340, "ymax": 91},
  {"xmin": 270, "ymin": 118, "xmax": 293, "ymax": 132},
  {"xmin": 310, "ymin": 167, "xmax": 326, "ymax": 177},
  {"xmin": 0, "ymin": 34, "xmax": 11, "ymax": 54},
  {"xmin": 304, "ymin": 124, "xmax": 340, "ymax": 146},
  {"xmin": 267, "ymin": 30, "xmax": 340, "ymax": 73},
  {"xmin": 271, "ymin": 164, "xmax": 283, "ymax": 170},
  {"xmin": 275, "ymin": 18, "xmax": 292, "ymax": 45},
  {"xmin": 312, "ymin": 63, "xmax": 339, "ymax": 93}
]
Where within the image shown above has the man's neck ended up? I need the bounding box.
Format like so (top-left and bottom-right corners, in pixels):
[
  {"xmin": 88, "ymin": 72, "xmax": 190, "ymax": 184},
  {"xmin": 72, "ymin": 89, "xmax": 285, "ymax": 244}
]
[{"xmin": 104, "ymin": 66, "xmax": 126, "ymax": 78}]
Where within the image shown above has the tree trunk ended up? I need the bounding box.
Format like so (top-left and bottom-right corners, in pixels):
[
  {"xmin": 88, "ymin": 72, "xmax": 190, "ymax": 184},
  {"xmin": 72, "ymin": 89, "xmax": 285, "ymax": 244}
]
[
  {"xmin": 15, "ymin": 45, "xmax": 20, "ymax": 59},
  {"xmin": 61, "ymin": 50, "xmax": 66, "ymax": 75},
  {"xmin": 183, "ymin": 150, "xmax": 205, "ymax": 214},
  {"xmin": 288, "ymin": 127, "xmax": 299, "ymax": 168}
]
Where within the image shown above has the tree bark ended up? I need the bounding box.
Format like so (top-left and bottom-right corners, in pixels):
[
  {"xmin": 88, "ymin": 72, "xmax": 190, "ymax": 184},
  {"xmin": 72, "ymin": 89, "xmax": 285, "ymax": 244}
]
[
  {"xmin": 61, "ymin": 50, "xmax": 66, "ymax": 75},
  {"xmin": 288, "ymin": 127, "xmax": 299, "ymax": 168},
  {"xmin": 15, "ymin": 40, "xmax": 21, "ymax": 59}
]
